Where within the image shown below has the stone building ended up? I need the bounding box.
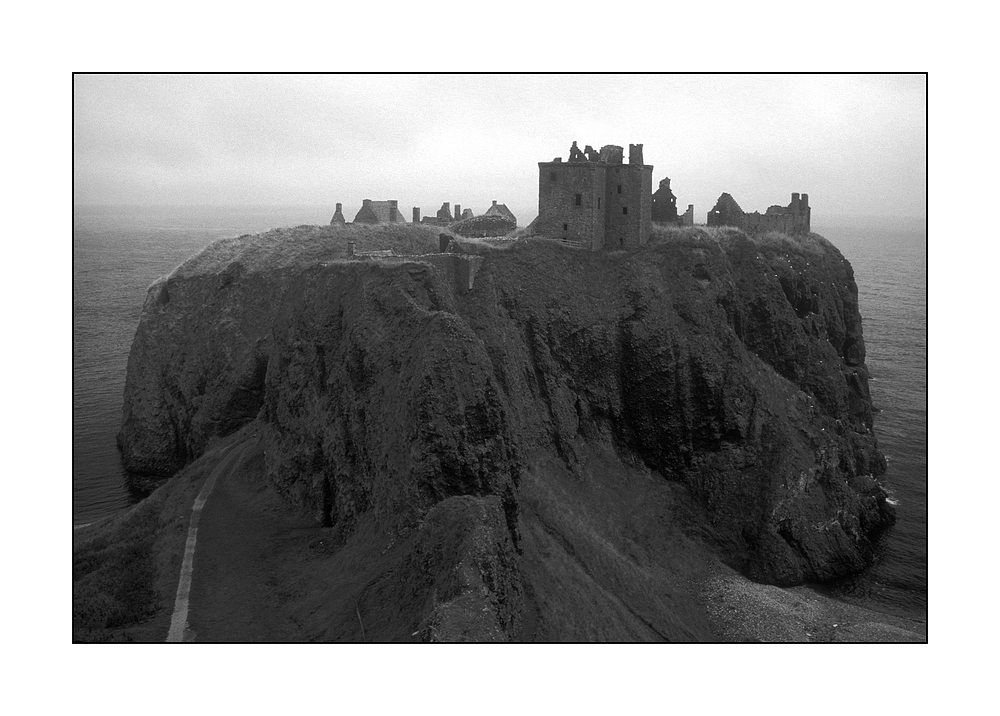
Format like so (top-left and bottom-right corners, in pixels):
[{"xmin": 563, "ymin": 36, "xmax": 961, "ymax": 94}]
[
  {"xmin": 353, "ymin": 199, "xmax": 407, "ymax": 224},
  {"xmin": 707, "ymin": 193, "xmax": 745, "ymax": 228},
  {"xmin": 437, "ymin": 202, "xmax": 455, "ymax": 222},
  {"xmin": 484, "ymin": 200, "xmax": 517, "ymax": 226},
  {"xmin": 744, "ymin": 193, "xmax": 810, "ymax": 234},
  {"xmin": 651, "ymin": 177, "xmax": 678, "ymax": 223},
  {"xmin": 533, "ymin": 141, "xmax": 653, "ymax": 249},
  {"xmin": 680, "ymin": 204, "xmax": 694, "ymax": 226},
  {"xmin": 707, "ymin": 192, "xmax": 811, "ymax": 234}
]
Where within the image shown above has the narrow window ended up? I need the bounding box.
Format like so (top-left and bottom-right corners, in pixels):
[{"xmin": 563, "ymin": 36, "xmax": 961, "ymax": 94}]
[
  {"xmin": 623, "ymin": 207, "xmax": 628, "ymax": 215},
  {"xmin": 550, "ymin": 172, "xmax": 557, "ymax": 181},
  {"xmin": 563, "ymin": 223, "xmax": 568, "ymax": 231},
  {"xmin": 575, "ymin": 193, "xmax": 582, "ymax": 206},
  {"xmin": 617, "ymin": 185, "xmax": 622, "ymax": 194},
  {"xmin": 598, "ymin": 198, "xmax": 601, "ymax": 209}
]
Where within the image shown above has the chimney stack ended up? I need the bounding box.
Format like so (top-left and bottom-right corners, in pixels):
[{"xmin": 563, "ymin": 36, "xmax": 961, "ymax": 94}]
[{"xmin": 413, "ymin": 207, "xmax": 420, "ymax": 224}]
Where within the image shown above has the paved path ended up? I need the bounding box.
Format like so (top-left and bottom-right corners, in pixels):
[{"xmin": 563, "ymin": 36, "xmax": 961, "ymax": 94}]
[
  {"xmin": 166, "ymin": 430, "xmax": 323, "ymax": 642},
  {"xmin": 166, "ymin": 436, "xmax": 254, "ymax": 642}
]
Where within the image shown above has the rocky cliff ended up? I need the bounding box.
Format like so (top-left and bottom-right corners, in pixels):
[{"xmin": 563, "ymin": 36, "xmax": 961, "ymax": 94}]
[{"xmin": 119, "ymin": 223, "xmax": 894, "ymax": 640}]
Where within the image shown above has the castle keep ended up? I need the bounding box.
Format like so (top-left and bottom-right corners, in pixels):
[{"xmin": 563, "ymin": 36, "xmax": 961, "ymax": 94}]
[{"xmin": 533, "ymin": 141, "xmax": 653, "ymax": 250}]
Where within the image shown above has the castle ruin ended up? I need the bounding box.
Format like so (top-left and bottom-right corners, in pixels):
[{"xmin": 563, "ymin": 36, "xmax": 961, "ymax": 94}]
[
  {"xmin": 651, "ymin": 177, "xmax": 678, "ymax": 223},
  {"xmin": 353, "ymin": 199, "xmax": 406, "ymax": 224},
  {"xmin": 532, "ymin": 141, "xmax": 653, "ymax": 249},
  {"xmin": 707, "ymin": 192, "xmax": 811, "ymax": 234}
]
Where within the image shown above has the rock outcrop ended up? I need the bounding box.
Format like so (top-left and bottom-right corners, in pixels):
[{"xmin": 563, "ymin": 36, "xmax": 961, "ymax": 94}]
[{"xmin": 119, "ymin": 223, "xmax": 895, "ymax": 637}]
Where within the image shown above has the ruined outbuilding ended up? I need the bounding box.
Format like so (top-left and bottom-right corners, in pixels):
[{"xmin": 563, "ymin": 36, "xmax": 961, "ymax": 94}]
[
  {"xmin": 651, "ymin": 177, "xmax": 679, "ymax": 223},
  {"xmin": 680, "ymin": 204, "xmax": 695, "ymax": 226},
  {"xmin": 707, "ymin": 192, "xmax": 811, "ymax": 234},
  {"xmin": 707, "ymin": 193, "xmax": 745, "ymax": 229},
  {"xmin": 437, "ymin": 202, "xmax": 455, "ymax": 223},
  {"xmin": 484, "ymin": 200, "xmax": 516, "ymax": 226},
  {"xmin": 353, "ymin": 199, "xmax": 407, "ymax": 224},
  {"xmin": 533, "ymin": 141, "xmax": 653, "ymax": 250}
]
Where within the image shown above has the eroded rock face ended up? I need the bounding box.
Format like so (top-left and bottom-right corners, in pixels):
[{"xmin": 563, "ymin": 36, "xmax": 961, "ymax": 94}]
[
  {"xmin": 120, "ymin": 226, "xmax": 893, "ymax": 596},
  {"xmin": 118, "ymin": 264, "xmax": 280, "ymax": 475},
  {"xmin": 413, "ymin": 495, "xmax": 522, "ymax": 642},
  {"xmin": 259, "ymin": 260, "xmax": 520, "ymax": 541}
]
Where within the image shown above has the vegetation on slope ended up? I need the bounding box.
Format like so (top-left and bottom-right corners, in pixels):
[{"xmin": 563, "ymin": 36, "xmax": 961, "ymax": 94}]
[
  {"xmin": 73, "ymin": 434, "xmax": 241, "ymax": 642},
  {"xmin": 168, "ymin": 223, "xmax": 451, "ymax": 280}
]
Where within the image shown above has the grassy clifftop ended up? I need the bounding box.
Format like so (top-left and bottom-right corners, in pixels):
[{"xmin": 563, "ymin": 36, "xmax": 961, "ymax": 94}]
[{"xmin": 168, "ymin": 223, "xmax": 450, "ymax": 280}]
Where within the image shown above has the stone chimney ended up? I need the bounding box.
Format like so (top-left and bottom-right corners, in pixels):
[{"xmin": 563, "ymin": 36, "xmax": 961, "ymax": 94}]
[
  {"xmin": 455, "ymin": 204, "xmax": 461, "ymax": 221},
  {"xmin": 413, "ymin": 207, "xmax": 421, "ymax": 224},
  {"xmin": 628, "ymin": 143, "xmax": 644, "ymax": 165}
]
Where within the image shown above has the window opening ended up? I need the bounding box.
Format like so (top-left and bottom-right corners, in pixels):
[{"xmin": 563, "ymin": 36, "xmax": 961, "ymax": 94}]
[
  {"xmin": 617, "ymin": 185, "xmax": 622, "ymax": 194},
  {"xmin": 623, "ymin": 207, "xmax": 628, "ymax": 215},
  {"xmin": 575, "ymin": 193, "xmax": 582, "ymax": 206}
]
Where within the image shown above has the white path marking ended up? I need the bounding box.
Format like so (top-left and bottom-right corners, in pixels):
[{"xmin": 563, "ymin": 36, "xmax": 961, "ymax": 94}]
[{"xmin": 166, "ymin": 437, "xmax": 250, "ymax": 642}]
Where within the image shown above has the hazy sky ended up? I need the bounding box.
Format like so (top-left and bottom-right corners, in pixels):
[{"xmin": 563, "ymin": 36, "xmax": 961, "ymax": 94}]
[{"xmin": 74, "ymin": 74, "xmax": 926, "ymax": 224}]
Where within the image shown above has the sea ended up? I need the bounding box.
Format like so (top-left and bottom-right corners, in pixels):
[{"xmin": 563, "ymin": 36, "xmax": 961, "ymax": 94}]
[{"xmin": 72, "ymin": 206, "xmax": 927, "ymax": 623}]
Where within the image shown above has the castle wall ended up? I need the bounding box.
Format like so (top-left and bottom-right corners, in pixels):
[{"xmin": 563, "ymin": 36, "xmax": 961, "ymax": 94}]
[
  {"xmin": 681, "ymin": 204, "xmax": 694, "ymax": 226},
  {"xmin": 603, "ymin": 163, "xmax": 652, "ymax": 248},
  {"xmin": 421, "ymin": 253, "xmax": 484, "ymax": 294},
  {"xmin": 743, "ymin": 211, "xmax": 808, "ymax": 234},
  {"xmin": 743, "ymin": 193, "xmax": 811, "ymax": 234},
  {"xmin": 535, "ymin": 161, "xmax": 607, "ymax": 250}
]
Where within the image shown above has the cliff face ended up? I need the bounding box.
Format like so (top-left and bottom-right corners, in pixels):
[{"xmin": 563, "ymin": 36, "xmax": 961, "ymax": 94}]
[{"xmin": 119, "ymin": 226, "xmax": 894, "ymax": 638}]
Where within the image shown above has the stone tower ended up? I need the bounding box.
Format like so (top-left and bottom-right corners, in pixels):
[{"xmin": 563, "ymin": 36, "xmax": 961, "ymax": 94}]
[{"xmin": 534, "ymin": 141, "xmax": 653, "ymax": 250}]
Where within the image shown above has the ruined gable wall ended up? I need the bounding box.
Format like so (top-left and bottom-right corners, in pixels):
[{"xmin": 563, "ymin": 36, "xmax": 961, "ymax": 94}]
[
  {"xmin": 651, "ymin": 179, "xmax": 678, "ymax": 223},
  {"xmin": 535, "ymin": 162, "xmax": 607, "ymax": 250}
]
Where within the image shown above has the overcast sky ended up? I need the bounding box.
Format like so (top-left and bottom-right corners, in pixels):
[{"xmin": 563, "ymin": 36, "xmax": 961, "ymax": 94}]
[{"xmin": 74, "ymin": 74, "xmax": 926, "ymax": 225}]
